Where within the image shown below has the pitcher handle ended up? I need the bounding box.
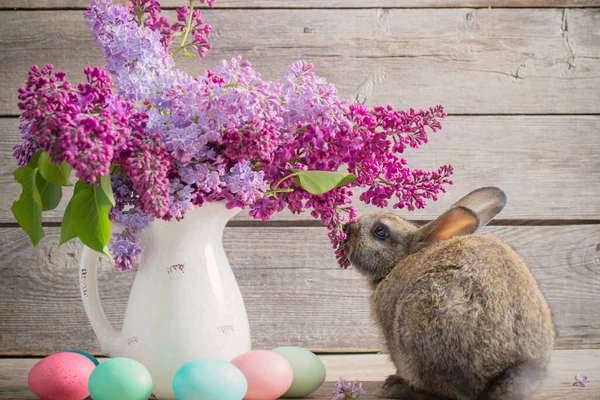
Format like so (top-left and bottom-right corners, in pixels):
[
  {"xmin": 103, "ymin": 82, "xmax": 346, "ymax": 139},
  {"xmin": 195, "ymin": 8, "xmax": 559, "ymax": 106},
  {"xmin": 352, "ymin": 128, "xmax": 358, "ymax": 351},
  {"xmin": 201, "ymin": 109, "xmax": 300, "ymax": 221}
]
[{"xmin": 79, "ymin": 246, "xmax": 120, "ymax": 356}]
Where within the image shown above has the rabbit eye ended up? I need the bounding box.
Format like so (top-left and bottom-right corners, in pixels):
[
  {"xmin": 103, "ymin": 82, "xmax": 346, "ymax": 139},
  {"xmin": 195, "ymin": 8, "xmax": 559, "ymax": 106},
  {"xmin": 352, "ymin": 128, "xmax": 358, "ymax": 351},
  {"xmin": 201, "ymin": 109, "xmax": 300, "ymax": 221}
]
[{"xmin": 373, "ymin": 225, "xmax": 389, "ymax": 239}]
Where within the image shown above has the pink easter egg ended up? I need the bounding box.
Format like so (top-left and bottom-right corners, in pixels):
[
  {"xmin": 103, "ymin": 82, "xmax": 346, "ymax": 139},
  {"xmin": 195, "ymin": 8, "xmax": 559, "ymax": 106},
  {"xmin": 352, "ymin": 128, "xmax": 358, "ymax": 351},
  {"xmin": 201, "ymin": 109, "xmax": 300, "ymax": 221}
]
[
  {"xmin": 231, "ymin": 350, "xmax": 293, "ymax": 400},
  {"xmin": 28, "ymin": 352, "xmax": 95, "ymax": 400}
]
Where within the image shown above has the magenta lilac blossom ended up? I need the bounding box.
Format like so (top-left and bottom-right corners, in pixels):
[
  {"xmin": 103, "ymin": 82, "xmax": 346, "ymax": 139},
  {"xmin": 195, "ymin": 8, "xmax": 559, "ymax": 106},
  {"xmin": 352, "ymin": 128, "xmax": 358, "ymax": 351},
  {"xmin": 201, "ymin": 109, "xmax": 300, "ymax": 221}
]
[{"xmin": 14, "ymin": 0, "xmax": 453, "ymax": 271}]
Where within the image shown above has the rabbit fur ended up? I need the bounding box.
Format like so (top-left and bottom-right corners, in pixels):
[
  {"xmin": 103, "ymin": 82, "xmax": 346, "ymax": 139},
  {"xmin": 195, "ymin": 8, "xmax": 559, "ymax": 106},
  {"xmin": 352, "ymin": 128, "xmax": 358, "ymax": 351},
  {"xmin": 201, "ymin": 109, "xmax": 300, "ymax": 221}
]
[{"xmin": 344, "ymin": 187, "xmax": 555, "ymax": 400}]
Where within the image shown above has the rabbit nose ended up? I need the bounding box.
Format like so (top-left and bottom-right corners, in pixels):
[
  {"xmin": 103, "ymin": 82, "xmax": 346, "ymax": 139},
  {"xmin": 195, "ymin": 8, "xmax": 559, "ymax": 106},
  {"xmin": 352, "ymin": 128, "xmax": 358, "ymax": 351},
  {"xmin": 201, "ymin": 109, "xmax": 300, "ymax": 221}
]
[{"xmin": 342, "ymin": 222, "xmax": 357, "ymax": 235}]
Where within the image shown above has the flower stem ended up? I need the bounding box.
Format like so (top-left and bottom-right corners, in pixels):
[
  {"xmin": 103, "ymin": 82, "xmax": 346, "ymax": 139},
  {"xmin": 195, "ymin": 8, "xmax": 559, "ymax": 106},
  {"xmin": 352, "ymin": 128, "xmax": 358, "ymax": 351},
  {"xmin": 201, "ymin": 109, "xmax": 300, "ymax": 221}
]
[
  {"xmin": 263, "ymin": 188, "xmax": 294, "ymax": 197},
  {"xmin": 134, "ymin": 0, "xmax": 144, "ymax": 26},
  {"xmin": 273, "ymin": 171, "xmax": 302, "ymax": 190},
  {"xmin": 222, "ymin": 82, "xmax": 250, "ymax": 90},
  {"xmin": 173, "ymin": 0, "xmax": 195, "ymax": 57},
  {"xmin": 377, "ymin": 175, "xmax": 394, "ymax": 185}
]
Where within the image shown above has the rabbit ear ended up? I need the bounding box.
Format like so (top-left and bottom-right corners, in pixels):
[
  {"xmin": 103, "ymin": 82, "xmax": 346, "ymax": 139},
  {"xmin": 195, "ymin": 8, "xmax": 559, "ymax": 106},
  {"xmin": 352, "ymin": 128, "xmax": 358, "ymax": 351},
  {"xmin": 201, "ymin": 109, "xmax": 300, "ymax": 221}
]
[
  {"xmin": 421, "ymin": 206, "xmax": 480, "ymax": 243},
  {"xmin": 449, "ymin": 187, "xmax": 507, "ymax": 229},
  {"xmin": 414, "ymin": 187, "xmax": 506, "ymax": 246}
]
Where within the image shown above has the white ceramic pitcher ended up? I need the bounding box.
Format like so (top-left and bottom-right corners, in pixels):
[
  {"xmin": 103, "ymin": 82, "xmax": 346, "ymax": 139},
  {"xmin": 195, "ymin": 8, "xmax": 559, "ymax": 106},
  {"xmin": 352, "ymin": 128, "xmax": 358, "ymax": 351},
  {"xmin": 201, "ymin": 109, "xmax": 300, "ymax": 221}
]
[{"xmin": 79, "ymin": 201, "xmax": 251, "ymax": 399}]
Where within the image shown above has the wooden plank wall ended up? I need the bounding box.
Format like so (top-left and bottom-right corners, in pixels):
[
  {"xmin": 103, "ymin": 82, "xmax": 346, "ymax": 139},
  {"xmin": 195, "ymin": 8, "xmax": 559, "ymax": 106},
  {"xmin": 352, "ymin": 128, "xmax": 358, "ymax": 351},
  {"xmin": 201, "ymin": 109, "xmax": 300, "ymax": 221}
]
[{"xmin": 0, "ymin": 0, "xmax": 599, "ymax": 356}]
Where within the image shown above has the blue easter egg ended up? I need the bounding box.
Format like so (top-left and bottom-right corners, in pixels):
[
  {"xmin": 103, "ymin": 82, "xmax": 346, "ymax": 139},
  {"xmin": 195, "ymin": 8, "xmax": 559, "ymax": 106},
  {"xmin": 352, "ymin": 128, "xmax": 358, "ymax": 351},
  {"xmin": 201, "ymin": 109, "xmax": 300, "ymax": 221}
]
[
  {"xmin": 173, "ymin": 359, "xmax": 247, "ymax": 400},
  {"xmin": 66, "ymin": 349, "xmax": 99, "ymax": 366}
]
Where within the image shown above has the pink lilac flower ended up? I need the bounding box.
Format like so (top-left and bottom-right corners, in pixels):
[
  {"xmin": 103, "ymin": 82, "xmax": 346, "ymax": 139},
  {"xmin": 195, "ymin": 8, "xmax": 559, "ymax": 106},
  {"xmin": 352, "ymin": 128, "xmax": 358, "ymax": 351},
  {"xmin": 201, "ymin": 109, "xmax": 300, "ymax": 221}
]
[
  {"xmin": 16, "ymin": 64, "xmax": 131, "ymax": 183},
  {"xmin": 135, "ymin": 0, "xmax": 172, "ymax": 46},
  {"xmin": 119, "ymin": 126, "xmax": 172, "ymax": 218},
  {"xmin": 136, "ymin": 0, "xmax": 216, "ymax": 57},
  {"xmin": 172, "ymin": 5, "xmax": 213, "ymax": 57},
  {"xmin": 332, "ymin": 377, "xmax": 366, "ymax": 399}
]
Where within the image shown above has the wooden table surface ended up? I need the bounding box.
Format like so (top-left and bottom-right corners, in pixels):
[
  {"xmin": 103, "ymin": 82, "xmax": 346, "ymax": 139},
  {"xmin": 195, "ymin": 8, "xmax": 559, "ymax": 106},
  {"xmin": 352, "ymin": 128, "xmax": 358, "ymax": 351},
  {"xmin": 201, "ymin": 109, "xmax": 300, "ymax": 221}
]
[{"xmin": 1, "ymin": 350, "xmax": 597, "ymax": 399}]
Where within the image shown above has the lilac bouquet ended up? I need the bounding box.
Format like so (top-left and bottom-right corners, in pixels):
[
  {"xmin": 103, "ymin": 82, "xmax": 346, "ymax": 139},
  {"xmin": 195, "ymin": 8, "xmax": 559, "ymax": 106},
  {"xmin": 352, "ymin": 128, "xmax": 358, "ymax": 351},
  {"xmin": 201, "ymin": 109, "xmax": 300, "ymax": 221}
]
[{"xmin": 12, "ymin": 0, "xmax": 453, "ymax": 271}]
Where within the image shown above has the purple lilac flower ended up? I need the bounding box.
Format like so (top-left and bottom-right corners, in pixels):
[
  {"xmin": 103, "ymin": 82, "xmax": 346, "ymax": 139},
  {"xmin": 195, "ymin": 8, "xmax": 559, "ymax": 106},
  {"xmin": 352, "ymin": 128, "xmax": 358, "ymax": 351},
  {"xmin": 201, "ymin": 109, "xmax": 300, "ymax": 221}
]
[
  {"xmin": 332, "ymin": 377, "xmax": 367, "ymax": 400},
  {"xmin": 163, "ymin": 126, "xmax": 209, "ymax": 163},
  {"xmin": 115, "ymin": 209, "xmax": 155, "ymax": 231},
  {"xmin": 15, "ymin": 0, "xmax": 453, "ymax": 271},
  {"xmin": 194, "ymin": 162, "xmax": 226, "ymax": 200},
  {"xmin": 168, "ymin": 179, "xmax": 196, "ymax": 220},
  {"xmin": 249, "ymin": 196, "xmax": 285, "ymax": 221},
  {"xmin": 573, "ymin": 375, "xmax": 588, "ymax": 387},
  {"xmin": 85, "ymin": 0, "xmax": 175, "ymax": 102},
  {"xmin": 12, "ymin": 120, "xmax": 39, "ymax": 166},
  {"xmin": 109, "ymin": 231, "xmax": 142, "ymax": 271},
  {"xmin": 109, "ymin": 208, "xmax": 154, "ymax": 271},
  {"xmin": 223, "ymin": 161, "xmax": 267, "ymax": 208}
]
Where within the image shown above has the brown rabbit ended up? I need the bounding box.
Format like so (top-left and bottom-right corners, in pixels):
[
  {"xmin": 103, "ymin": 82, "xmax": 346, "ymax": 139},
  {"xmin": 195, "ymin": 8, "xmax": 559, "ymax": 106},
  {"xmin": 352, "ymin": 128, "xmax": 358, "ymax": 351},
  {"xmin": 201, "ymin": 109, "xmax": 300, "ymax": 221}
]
[{"xmin": 344, "ymin": 187, "xmax": 555, "ymax": 400}]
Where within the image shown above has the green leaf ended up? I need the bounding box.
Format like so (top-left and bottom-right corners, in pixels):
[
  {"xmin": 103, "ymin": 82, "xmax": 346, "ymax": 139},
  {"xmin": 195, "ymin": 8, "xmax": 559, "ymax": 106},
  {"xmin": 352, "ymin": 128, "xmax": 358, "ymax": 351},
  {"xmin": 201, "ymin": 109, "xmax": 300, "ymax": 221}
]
[
  {"xmin": 100, "ymin": 174, "xmax": 115, "ymax": 206},
  {"xmin": 28, "ymin": 150, "xmax": 43, "ymax": 169},
  {"xmin": 32, "ymin": 170, "xmax": 42, "ymax": 206},
  {"xmin": 292, "ymin": 170, "xmax": 358, "ymax": 195},
  {"xmin": 60, "ymin": 182, "xmax": 86, "ymax": 246},
  {"xmin": 70, "ymin": 181, "xmax": 112, "ymax": 255},
  {"xmin": 11, "ymin": 166, "xmax": 44, "ymax": 246},
  {"xmin": 184, "ymin": 50, "xmax": 194, "ymax": 57},
  {"xmin": 38, "ymin": 151, "xmax": 72, "ymax": 186},
  {"xmin": 60, "ymin": 200, "xmax": 78, "ymax": 245},
  {"xmin": 35, "ymin": 170, "xmax": 62, "ymax": 211}
]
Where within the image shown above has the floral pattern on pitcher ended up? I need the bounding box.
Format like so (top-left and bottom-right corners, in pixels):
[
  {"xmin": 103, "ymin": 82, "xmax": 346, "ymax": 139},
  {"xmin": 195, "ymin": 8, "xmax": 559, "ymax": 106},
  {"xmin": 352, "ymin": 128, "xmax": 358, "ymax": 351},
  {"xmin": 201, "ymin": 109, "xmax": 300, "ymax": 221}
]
[{"xmin": 167, "ymin": 264, "xmax": 185, "ymax": 278}]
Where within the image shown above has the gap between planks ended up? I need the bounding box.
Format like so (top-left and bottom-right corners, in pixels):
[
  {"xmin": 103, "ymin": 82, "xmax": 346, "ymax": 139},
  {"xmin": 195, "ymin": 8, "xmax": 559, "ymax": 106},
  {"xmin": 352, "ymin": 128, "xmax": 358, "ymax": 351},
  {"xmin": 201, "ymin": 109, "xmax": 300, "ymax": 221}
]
[
  {"xmin": 3, "ymin": 4, "xmax": 600, "ymax": 11},
  {"xmin": 2, "ymin": 7, "xmax": 600, "ymax": 10},
  {"xmin": 1, "ymin": 219, "xmax": 600, "ymax": 230}
]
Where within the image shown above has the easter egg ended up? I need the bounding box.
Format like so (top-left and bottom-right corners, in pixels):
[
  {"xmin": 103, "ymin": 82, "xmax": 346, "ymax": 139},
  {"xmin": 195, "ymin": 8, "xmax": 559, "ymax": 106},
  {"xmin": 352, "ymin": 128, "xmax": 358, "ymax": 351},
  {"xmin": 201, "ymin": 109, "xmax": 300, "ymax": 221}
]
[
  {"xmin": 271, "ymin": 346, "xmax": 326, "ymax": 397},
  {"xmin": 173, "ymin": 359, "xmax": 248, "ymax": 400},
  {"xmin": 231, "ymin": 350, "xmax": 293, "ymax": 400},
  {"xmin": 66, "ymin": 350, "xmax": 99, "ymax": 366},
  {"xmin": 88, "ymin": 357, "xmax": 152, "ymax": 400},
  {"xmin": 27, "ymin": 352, "xmax": 95, "ymax": 400}
]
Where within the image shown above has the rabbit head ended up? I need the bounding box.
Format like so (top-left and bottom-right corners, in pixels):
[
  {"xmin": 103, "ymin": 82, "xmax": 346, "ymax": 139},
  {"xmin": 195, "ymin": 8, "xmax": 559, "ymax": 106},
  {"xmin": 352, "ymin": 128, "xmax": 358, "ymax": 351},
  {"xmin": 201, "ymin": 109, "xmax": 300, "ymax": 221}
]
[{"xmin": 345, "ymin": 187, "xmax": 507, "ymax": 283}]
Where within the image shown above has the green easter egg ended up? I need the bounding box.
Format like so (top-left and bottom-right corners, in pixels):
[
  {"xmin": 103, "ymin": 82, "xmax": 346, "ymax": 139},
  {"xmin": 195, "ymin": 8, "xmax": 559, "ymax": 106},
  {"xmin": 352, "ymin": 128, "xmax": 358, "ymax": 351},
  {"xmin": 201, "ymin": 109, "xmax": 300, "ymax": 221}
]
[
  {"xmin": 88, "ymin": 357, "xmax": 153, "ymax": 400},
  {"xmin": 66, "ymin": 349, "xmax": 99, "ymax": 366},
  {"xmin": 272, "ymin": 346, "xmax": 326, "ymax": 397}
]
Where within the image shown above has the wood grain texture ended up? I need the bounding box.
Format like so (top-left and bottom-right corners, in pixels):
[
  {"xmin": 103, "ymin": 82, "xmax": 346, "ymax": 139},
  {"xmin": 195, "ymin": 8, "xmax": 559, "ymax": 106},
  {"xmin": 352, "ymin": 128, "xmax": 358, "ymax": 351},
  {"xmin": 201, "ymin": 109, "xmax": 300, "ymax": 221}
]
[
  {"xmin": 2, "ymin": 0, "xmax": 600, "ymax": 9},
  {"xmin": 1, "ymin": 9, "xmax": 599, "ymax": 115},
  {"xmin": 315, "ymin": 351, "xmax": 600, "ymax": 400},
  {"xmin": 0, "ymin": 351, "xmax": 598, "ymax": 399},
  {"xmin": 0, "ymin": 225, "xmax": 598, "ymax": 355},
  {"xmin": 3, "ymin": 116, "xmax": 599, "ymax": 223}
]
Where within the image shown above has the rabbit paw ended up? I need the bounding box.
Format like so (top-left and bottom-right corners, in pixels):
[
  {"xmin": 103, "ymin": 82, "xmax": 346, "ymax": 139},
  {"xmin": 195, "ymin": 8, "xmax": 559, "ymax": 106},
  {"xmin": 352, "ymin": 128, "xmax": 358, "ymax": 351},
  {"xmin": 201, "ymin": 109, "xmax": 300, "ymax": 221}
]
[{"xmin": 374, "ymin": 375, "xmax": 445, "ymax": 399}]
